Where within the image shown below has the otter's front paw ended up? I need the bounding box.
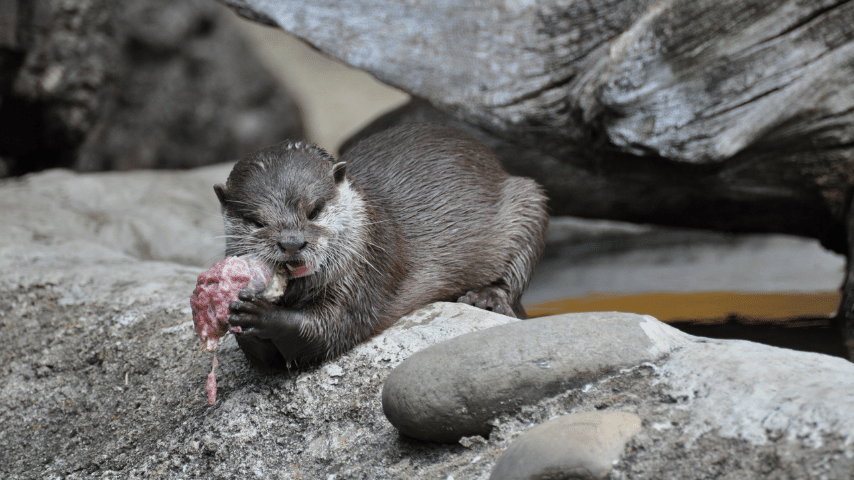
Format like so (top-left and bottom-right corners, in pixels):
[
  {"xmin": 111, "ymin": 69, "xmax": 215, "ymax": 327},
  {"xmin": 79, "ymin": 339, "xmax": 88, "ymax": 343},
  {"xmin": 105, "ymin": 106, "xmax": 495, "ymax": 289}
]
[
  {"xmin": 228, "ymin": 291, "xmax": 293, "ymax": 338},
  {"xmin": 458, "ymin": 286, "xmax": 517, "ymax": 318},
  {"xmin": 228, "ymin": 291, "xmax": 324, "ymax": 365}
]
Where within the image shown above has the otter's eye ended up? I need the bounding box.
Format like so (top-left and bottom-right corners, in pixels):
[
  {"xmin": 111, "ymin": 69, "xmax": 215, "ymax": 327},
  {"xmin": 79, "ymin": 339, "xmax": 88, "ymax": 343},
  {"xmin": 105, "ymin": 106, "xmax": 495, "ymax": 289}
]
[
  {"xmin": 246, "ymin": 218, "xmax": 264, "ymax": 229},
  {"xmin": 307, "ymin": 204, "xmax": 323, "ymax": 221}
]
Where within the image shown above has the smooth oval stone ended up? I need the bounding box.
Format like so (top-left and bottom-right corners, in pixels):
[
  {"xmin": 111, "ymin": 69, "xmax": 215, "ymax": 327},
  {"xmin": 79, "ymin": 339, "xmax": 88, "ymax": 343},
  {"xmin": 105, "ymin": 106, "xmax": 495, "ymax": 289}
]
[
  {"xmin": 382, "ymin": 312, "xmax": 690, "ymax": 443},
  {"xmin": 489, "ymin": 411, "xmax": 643, "ymax": 480}
]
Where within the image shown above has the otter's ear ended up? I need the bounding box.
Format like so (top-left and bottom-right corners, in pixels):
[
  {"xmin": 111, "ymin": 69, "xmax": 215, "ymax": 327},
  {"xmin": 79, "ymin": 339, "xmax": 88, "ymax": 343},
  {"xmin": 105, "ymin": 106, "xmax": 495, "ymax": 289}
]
[
  {"xmin": 213, "ymin": 184, "xmax": 229, "ymax": 206},
  {"xmin": 332, "ymin": 162, "xmax": 347, "ymax": 184}
]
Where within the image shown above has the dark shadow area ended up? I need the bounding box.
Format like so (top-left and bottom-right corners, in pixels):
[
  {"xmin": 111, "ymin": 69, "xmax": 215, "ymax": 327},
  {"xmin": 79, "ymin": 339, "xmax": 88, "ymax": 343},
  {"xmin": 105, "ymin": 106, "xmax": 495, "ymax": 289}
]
[{"xmin": 670, "ymin": 316, "xmax": 849, "ymax": 359}]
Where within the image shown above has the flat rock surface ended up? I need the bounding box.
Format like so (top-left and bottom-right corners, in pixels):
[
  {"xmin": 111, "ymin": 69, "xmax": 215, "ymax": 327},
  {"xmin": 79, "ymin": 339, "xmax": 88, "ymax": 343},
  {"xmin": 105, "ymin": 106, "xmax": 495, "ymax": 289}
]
[
  {"xmin": 0, "ymin": 164, "xmax": 231, "ymax": 270},
  {"xmin": 658, "ymin": 340, "xmax": 854, "ymax": 447},
  {"xmin": 382, "ymin": 312, "xmax": 690, "ymax": 442},
  {"xmin": 527, "ymin": 218, "xmax": 845, "ymax": 303}
]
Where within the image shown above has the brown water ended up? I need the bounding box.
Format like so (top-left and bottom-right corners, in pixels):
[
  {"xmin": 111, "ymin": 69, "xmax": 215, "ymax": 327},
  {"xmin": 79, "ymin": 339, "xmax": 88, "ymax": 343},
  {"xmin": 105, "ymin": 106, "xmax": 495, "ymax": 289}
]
[
  {"xmin": 526, "ymin": 291, "xmax": 848, "ymax": 358},
  {"xmin": 526, "ymin": 291, "xmax": 840, "ymax": 321}
]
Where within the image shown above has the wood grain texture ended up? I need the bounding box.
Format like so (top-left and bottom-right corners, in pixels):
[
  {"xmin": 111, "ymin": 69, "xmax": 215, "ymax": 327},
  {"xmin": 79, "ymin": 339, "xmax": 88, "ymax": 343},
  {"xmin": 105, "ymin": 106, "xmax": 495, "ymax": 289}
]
[{"xmin": 224, "ymin": 0, "xmax": 854, "ymax": 241}]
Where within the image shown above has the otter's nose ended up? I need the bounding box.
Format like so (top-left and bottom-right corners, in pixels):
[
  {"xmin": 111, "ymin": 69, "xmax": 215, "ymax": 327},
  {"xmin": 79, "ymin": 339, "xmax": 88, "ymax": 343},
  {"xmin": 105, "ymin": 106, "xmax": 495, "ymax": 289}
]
[{"xmin": 278, "ymin": 236, "xmax": 307, "ymax": 255}]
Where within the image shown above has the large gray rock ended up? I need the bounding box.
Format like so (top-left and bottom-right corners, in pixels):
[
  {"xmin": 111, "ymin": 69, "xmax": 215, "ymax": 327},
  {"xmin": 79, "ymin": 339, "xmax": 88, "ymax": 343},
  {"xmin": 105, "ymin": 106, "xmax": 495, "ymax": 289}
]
[
  {"xmin": 0, "ymin": 0, "xmax": 304, "ymax": 175},
  {"xmin": 382, "ymin": 312, "xmax": 689, "ymax": 443},
  {"xmin": 2, "ymin": 166, "xmax": 854, "ymax": 479}
]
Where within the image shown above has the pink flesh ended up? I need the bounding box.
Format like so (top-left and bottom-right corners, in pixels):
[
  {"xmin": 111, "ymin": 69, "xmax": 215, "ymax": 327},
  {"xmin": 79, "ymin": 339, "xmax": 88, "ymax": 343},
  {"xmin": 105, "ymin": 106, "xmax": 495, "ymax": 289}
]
[
  {"xmin": 206, "ymin": 357, "xmax": 219, "ymax": 405},
  {"xmin": 190, "ymin": 256, "xmax": 277, "ymax": 405},
  {"xmin": 190, "ymin": 257, "xmax": 252, "ymax": 352}
]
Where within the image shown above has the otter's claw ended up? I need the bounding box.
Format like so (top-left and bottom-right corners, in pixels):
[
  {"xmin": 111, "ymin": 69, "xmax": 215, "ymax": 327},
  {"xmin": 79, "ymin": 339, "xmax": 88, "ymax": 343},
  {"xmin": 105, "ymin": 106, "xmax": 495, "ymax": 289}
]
[{"xmin": 458, "ymin": 286, "xmax": 517, "ymax": 318}]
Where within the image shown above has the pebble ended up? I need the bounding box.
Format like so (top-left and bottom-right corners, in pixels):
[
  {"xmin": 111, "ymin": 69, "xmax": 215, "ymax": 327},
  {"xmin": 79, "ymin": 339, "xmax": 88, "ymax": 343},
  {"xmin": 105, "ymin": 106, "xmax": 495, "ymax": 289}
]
[{"xmin": 489, "ymin": 411, "xmax": 642, "ymax": 480}]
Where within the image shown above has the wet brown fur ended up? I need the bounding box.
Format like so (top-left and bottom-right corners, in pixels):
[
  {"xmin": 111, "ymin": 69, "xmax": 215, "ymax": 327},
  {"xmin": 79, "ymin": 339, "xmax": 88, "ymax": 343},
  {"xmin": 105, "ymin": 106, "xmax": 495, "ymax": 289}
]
[{"xmin": 215, "ymin": 124, "xmax": 548, "ymax": 367}]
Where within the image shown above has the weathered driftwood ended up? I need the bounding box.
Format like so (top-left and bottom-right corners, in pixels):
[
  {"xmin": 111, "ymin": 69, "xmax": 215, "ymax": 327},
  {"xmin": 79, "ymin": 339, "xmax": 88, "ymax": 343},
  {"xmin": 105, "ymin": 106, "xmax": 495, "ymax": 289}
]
[
  {"xmin": 223, "ymin": 0, "xmax": 854, "ymax": 356},
  {"xmin": 0, "ymin": 0, "xmax": 303, "ymax": 175}
]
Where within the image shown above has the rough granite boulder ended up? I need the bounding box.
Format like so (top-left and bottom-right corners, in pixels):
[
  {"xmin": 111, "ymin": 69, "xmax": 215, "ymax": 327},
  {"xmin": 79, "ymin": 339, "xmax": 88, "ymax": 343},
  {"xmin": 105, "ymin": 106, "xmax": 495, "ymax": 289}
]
[{"xmin": 1, "ymin": 167, "xmax": 853, "ymax": 479}]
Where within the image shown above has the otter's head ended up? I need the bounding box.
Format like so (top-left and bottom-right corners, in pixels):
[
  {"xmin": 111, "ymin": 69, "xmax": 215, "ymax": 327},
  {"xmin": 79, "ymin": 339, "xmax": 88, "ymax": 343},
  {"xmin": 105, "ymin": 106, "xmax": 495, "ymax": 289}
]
[{"xmin": 214, "ymin": 141, "xmax": 359, "ymax": 282}]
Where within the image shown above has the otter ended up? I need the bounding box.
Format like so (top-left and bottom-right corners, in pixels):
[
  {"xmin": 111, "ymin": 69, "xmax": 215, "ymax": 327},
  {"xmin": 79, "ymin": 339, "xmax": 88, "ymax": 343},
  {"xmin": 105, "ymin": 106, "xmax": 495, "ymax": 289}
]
[{"xmin": 215, "ymin": 124, "xmax": 548, "ymax": 368}]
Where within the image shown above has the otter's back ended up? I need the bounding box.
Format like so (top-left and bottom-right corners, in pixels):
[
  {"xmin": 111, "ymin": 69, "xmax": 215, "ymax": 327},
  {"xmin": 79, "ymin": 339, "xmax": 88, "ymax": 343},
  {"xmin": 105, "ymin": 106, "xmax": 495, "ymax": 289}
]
[{"xmin": 340, "ymin": 123, "xmax": 544, "ymax": 306}]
